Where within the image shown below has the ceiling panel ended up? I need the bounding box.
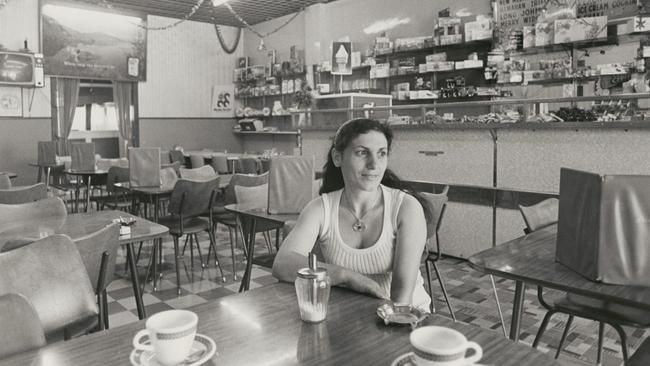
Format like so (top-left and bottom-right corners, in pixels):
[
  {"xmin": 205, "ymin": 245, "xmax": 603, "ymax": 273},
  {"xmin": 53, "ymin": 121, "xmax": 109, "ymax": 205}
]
[{"xmin": 97, "ymin": 0, "xmax": 339, "ymax": 27}]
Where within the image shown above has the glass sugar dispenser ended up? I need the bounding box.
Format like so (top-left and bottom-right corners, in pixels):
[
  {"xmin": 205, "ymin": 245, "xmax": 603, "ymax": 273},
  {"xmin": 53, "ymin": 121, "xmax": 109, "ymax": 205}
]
[{"xmin": 295, "ymin": 253, "xmax": 331, "ymax": 323}]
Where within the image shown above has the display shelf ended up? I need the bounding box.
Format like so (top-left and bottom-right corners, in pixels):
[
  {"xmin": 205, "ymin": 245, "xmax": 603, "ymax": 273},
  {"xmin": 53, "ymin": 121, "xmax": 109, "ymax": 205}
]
[
  {"xmin": 496, "ymin": 75, "xmax": 600, "ymax": 87},
  {"xmin": 234, "ymin": 130, "xmax": 300, "ymax": 135},
  {"xmin": 383, "ymin": 39, "xmax": 493, "ymax": 56},
  {"xmin": 507, "ymin": 33, "xmax": 647, "ymax": 57},
  {"xmin": 299, "ymin": 120, "xmax": 650, "ymax": 131}
]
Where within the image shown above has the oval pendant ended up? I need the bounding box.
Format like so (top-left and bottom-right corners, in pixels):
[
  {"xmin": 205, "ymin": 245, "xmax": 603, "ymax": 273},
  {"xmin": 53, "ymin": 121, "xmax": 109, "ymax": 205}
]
[{"xmin": 352, "ymin": 220, "xmax": 366, "ymax": 232}]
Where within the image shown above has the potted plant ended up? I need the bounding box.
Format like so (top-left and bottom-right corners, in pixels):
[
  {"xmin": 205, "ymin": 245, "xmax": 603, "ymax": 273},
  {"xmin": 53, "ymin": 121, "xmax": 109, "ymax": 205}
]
[{"xmin": 293, "ymin": 80, "xmax": 313, "ymax": 127}]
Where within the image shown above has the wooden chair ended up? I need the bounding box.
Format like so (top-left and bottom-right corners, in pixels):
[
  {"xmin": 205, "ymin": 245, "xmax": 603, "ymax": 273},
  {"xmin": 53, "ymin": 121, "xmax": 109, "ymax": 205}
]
[
  {"xmin": 158, "ymin": 178, "xmax": 225, "ymax": 294},
  {"xmin": 524, "ymin": 198, "xmax": 650, "ymax": 363},
  {"xmin": 0, "ymin": 293, "xmax": 46, "ymax": 358},
  {"xmin": 0, "ymin": 234, "xmax": 98, "ymax": 342},
  {"xmin": 72, "ymin": 223, "xmax": 120, "ymax": 330},
  {"xmin": 179, "ymin": 165, "xmax": 217, "ymax": 181},
  {"xmin": 0, "ymin": 183, "xmax": 48, "ymax": 204}
]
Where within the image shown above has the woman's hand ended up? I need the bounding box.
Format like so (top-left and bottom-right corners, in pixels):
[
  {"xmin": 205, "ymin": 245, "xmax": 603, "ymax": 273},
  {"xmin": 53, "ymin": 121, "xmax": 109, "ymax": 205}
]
[{"xmin": 332, "ymin": 267, "xmax": 389, "ymax": 300}]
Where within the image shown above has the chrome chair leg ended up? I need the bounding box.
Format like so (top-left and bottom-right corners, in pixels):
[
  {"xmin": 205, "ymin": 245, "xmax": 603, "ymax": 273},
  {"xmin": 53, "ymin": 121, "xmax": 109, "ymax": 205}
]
[
  {"xmin": 532, "ymin": 310, "xmax": 556, "ymax": 348},
  {"xmin": 555, "ymin": 315, "xmax": 574, "ymax": 359},
  {"xmin": 489, "ymin": 275, "xmax": 508, "ymax": 338},
  {"xmin": 597, "ymin": 322, "xmax": 604, "ymax": 365},
  {"xmin": 424, "ymin": 259, "xmax": 436, "ymax": 313},
  {"xmin": 228, "ymin": 227, "xmax": 238, "ymax": 281},
  {"xmin": 193, "ymin": 234, "xmax": 206, "ymax": 268},
  {"xmin": 207, "ymin": 229, "xmax": 226, "ymax": 282},
  {"xmin": 610, "ymin": 322, "xmax": 629, "ymax": 361},
  {"xmin": 173, "ymin": 236, "xmax": 182, "ymax": 296},
  {"xmin": 432, "ymin": 261, "xmax": 456, "ymax": 322}
]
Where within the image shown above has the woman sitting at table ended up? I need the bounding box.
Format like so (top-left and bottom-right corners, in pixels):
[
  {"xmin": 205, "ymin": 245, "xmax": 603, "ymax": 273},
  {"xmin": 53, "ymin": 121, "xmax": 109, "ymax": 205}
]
[{"xmin": 273, "ymin": 118, "xmax": 431, "ymax": 310}]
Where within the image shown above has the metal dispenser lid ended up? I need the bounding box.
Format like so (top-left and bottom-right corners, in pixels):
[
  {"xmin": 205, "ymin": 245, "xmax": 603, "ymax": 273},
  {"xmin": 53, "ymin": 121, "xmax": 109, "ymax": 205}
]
[{"xmin": 297, "ymin": 252, "xmax": 327, "ymax": 280}]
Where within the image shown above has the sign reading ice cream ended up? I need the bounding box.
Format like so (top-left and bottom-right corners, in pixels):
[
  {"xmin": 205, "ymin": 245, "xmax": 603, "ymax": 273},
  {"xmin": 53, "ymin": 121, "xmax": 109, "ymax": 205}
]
[{"xmin": 331, "ymin": 42, "xmax": 352, "ymax": 75}]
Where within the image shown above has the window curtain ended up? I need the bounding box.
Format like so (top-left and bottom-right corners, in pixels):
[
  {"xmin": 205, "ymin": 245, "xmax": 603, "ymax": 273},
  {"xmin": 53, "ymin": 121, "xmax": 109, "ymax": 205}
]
[
  {"xmin": 54, "ymin": 77, "xmax": 80, "ymax": 155},
  {"xmin": 112, "ymin": 81, "xmax": 134, "ymax": 154}
]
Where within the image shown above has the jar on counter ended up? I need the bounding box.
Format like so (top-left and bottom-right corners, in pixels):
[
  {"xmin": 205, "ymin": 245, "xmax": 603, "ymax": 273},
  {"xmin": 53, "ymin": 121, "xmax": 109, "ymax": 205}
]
[{"xmin": 295, "ymin": 253, "xmax": 331, "ymax": 323}]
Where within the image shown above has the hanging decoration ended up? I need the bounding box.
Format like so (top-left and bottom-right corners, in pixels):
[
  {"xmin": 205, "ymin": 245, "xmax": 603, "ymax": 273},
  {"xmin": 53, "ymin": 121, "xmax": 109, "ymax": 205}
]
[
  {"xmin": 216, "ymin": 2, "xmax": 304, "ymax": 53},
  {"xmin": 97, "ymin": 0, "xmax": 206, "ymax": 31}
]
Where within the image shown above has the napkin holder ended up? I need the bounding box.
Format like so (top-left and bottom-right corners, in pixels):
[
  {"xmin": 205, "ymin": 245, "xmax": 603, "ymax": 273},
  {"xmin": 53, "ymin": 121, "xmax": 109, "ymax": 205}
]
[{"xmin": 556, "ymin": 168, "xmax": 650, "ymax": 286}]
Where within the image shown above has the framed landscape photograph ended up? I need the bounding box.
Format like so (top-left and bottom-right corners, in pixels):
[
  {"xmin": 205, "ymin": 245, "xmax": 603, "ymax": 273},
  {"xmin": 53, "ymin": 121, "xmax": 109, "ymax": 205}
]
[{"xmin": 41, "ymin": 0, "xmax": 147, "ymax": 81}]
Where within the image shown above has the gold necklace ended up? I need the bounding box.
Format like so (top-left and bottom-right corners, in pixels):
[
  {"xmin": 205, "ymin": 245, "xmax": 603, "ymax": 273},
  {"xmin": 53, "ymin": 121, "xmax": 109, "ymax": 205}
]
[{"xmin": 342, "ymin": 190, "xmax": 380, "ymax": 232}]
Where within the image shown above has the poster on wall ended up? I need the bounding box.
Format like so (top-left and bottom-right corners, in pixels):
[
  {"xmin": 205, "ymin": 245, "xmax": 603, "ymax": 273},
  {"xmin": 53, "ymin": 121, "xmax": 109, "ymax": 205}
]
[
  {"xmin": 41, "ymin": 1, "xmax": 147, "ymax": 81},
  {"xmin": 331, "ymin": 42, "xmax": 352, "ymax": 75},
  {"xmin": 0, "ymin": 87, "xmax": 22, "ymax": 117},
  {"xmin": 212, "ymin": 85, "xmax": 235, "ymax": 117},
  {"xmin": 496, "ymin": 0, "xmax": 638, "ymax": 31}
]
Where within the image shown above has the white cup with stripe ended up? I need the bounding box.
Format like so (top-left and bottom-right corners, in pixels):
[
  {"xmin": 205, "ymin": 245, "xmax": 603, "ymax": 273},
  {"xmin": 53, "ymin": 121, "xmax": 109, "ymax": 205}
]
[
  {"xmin": 409, "ymin": 326, "xmax": 483, "ymax": 366},
  {"xmin": 133, "ymin": 310, "xmax": 198, "ymax": 366}
]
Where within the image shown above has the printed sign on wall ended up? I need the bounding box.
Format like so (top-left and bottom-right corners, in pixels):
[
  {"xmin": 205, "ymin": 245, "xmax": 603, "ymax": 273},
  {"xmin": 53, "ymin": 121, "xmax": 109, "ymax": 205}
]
[
  {"xmin": 496, "ymin": 0, "xmax": 638, "ymax": 30},
  {"xmin": 331, "ymin": 42, "xmax": 352, "ymax": 75},
  {"xmin": 212, "ymin": 84, "xmax": 234, "ymax": 117}
]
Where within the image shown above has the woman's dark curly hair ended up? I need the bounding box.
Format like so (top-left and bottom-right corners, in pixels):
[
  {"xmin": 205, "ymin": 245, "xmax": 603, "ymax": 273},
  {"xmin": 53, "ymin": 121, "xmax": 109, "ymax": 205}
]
[{"xmin": 319, "ymin": 118, "xmax": 431, "ymax": 224}]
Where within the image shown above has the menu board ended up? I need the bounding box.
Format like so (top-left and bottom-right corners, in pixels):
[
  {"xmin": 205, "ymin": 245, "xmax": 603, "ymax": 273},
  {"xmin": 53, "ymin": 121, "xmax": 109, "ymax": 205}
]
[{"xmin": 497, "ymin": 0, "xmax": 638, "ymax": 30}]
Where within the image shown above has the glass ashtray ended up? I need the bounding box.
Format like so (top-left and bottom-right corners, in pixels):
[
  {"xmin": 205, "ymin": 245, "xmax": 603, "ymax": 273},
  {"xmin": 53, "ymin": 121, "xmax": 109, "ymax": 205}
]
[{"xmin": 376, "ymin": 302, "xmax": 428, "ymax": 329}]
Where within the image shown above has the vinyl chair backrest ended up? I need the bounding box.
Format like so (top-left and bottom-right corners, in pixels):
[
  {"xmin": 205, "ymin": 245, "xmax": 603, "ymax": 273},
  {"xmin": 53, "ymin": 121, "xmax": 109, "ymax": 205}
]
[
  {"xmin": 0, "ymin": 234, "xmax": 98, "ymax": 338},
  {"xmin": 179, "ymin": 165, "xmax": 216, "ymax": 181},
  {"xmin": 519, "ymin": 198, "xmax": 559, "ymax": 233},
  {"xmin": 160, "ymin": 167, "xmax": 179, "ymax": 190},
  {"xmin": 168, "ymin": 178, "xmax": 220, "ymax": 218},
  {"xmin": 169, "ymin": 150, "xmax": 185, "ymax": 166},
  {"xmin": 0, "ymin": 197, "xmax": 66, "ymax": 231},
  {"xmin": 236, "ymin": 157, "xmax": 259, "ymax": 174},
  {"xmin": 210, "ymin": 154, "xmax": 230, "ymax": 174},
  {"xmin": 0, "ymin": 174, "xmax": 11, "ymax": 189},
  {"xmin": 260, "ymin": 159, "xmax": 271, "ymax": 173},
  {"xmin": 96, "ymin": 158, "xmax": 128, "ymax": 171},
  {"xmin": 70, "ymin": 143, "xmax": 96, "ymax": 171},
  {"xmin": 106, "ymin": 166, "xmax": 130, "ymax": 194},
  {"xmin": 189, "ymin": 154, "xmax": 205, "ymax": 169},
  {"xmin": 420, "ymin": 186, "xmax": 449, "ymax": 251},
  {"xmin": 234, "ymin": 184, "xmax": 269, "ymax": 209},
  {"xmin": 0, "ymin": 293, "xmax": 46, "ymax": 359},
  {"xmin": 72, "ymin": 223, "xmax": 120, "ymax": 295},
  {"xmin": 0, "ymin": 183, "xmax": 48, "ymax": 204},
  {"xmin": 223, "ymin": 173, "xmax": 269, "ymax": 205},
  {"xmin": 37, "ymin": 141, "xmax": 58, "ymax": 165}
]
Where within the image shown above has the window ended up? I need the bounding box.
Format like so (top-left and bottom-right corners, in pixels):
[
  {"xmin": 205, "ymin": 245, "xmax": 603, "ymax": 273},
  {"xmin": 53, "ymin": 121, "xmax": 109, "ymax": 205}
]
[{"xmin": 71, "ymin": 80, "xmax": 124, "ymax": 132}]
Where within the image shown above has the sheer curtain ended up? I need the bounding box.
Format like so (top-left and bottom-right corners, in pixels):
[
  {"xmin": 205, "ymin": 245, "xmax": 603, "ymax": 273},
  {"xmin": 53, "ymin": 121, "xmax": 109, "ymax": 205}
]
[
  {"xmin": 53, "ymin": 77, "xmax": 80, "ymax": 155},
  {"xmin": 112, "ymin": 81, "xmax": 134, "ymax": 157}
]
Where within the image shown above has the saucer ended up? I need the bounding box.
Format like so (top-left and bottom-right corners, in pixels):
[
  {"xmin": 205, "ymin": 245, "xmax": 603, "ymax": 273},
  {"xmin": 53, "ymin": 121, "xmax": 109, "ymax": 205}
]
[
  {"xmin": 130, "ymin": 333, "xmax": 216, "ymax": 366},
  {"xmin": 390, "ymin": 352, "xmax": 486, "ymax": 366}
]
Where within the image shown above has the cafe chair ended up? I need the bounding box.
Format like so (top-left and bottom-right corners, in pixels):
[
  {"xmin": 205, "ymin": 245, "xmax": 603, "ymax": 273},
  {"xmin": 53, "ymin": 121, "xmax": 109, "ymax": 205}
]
[
  {"xmin": 260, "ymin": 159, "xmax": 271, "ymax": 174},
  {"xmin": 0, "ymin": 183, "xmax": 48, "ymax": 204},
  {"xmin": 0, "ymin": 234, "xmax": 99, "ymax": 343},
  {"xmin": 207, "ymin": 173, "xmax": 280, "ymax": 281},
  {"xmin": 0, "ymin": 173, "xmax": 11, "ymax": 189},
  {"xmin": 189, "ymin": 154, "xmax": 205, "ymax": 169},
  {"xmin": 158, "ymin": 177, "xmax": 225, "ymax": 295},
  {"xmin": 210, "ymin": 153, "xmax": 230, "ymax": 175},
  {"xmin": 94, "ymin": 166, "xmax": 132, "ymax": 212},
  {"xmin": 523, "ymin": 198, "xmax": 650, "ymax": 363},
  {"xmin": 0, "ymin": 293, "xmax": 46, "ymax": 359},
  {"xmin": 629, "ymin": 336, "xmax": 650, "ymax": 366},
  {"xmin": 236, "ymin": 157, "xmax": 260, "ymax": 174},
  {"xmin": 72, "ymin": 223, "xmax": 120, "ymax": 330},
  {"xmin": 169, "ymin": 150, "xmax": 186, "ymax": 168},
  {"xmin": 179, "ymin": 165, "xmax": 217, "ymax": 181},
  {"xmin": 421, "ymin": 187, "xmax": 455, "ymax": 319},
  {"xmin": 0, "ymin": 197, "xmax": 67, "ymax": 252}
]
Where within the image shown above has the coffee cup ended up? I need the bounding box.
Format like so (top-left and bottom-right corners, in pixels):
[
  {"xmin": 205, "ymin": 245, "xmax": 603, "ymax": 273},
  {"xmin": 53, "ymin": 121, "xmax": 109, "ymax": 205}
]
[
  {"xmin": 409, "ymin": 326, "xmax": 483, "ymax": 366},
  {"xmin": 132, "ymin": 310, "xmax": 198, "ymax": 366}
]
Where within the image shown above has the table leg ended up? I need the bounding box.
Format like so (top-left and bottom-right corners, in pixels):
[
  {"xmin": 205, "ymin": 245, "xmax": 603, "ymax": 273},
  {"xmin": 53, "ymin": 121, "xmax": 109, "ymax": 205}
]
[
  {"xmin": 85, "ymin": 176, "xmax": 92, "ymax": 212},
  {"xmin": 509, "ymin": 280, "xmax": 526, "ymax": 342},
  {"xmin": 74, "ymin": 177, "xmax": 82, "ymax": 213},
  {"xmin": 239, "ymin": 218, "xmax": 257, "ymax": 293},
  {"xmin": 37, "ymin": 166, "xmax": 43, "ymax": 183},
  {"xmin": 45, "ymin": 167, "xmax": 51, "ymax": 189},
  {"xmin": 126, "ymin": 243, "xmax": 147, "ymax": 319}
]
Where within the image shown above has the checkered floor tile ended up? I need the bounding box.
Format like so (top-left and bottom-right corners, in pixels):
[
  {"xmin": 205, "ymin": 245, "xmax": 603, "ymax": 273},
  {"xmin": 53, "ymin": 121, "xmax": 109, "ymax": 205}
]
[{"xmin": 106, "ymin": 228, "xmax": 647, "ymax": 366}]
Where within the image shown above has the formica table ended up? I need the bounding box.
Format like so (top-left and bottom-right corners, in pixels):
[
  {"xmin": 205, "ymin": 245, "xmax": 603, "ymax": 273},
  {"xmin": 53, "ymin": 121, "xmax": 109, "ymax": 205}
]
[
  {"xmin": 29, "ymin": 162, "xmax": 64, "ymax": 188},
  {"xmin": 468, "ymin": 224, "xmax": 650, "ymax": 341},
  {"xmin": 0, "ymin": 283, "xmax": 561, "ymax": 366},
  {"xmin": 225, "ymin": 204, "xmax": 298, "ymax": 292},
  {"xmin": 0, "ymin": 210, "xmax": 168, "ymax": 319},
  {"xmin": 0, "ymin": 171, "xmax": 17, "ymax": 179}
]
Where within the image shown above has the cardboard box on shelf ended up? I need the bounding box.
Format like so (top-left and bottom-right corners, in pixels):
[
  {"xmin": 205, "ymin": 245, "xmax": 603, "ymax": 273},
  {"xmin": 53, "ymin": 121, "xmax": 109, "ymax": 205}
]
[
  {"xmin": 464, "ymin": 16, "xmax": 492, "ymax": 42},
  {"xmin": 554, "ymin": 16, "xmax": 607, "ymax": 44},
  {"xmin": 429, "ymin": 61, "xmax": 455, "ymax": 71},
  {"xmin": 370, "ymin": 63, "xmax": 390, "ymax": 78},
  {"xmin": 397, "ymin": 91, "xmax": 409, "ymax": 100},
  {"xmin": 426, "ymin": 53, "xmax": 447, "ymax": 63},
  {"xmin": 351, "ymin": 51, "xmax": 361, "ymax": 68},
  {"xmin": 523, "ymin": 26, "xmax": 535, "ymax": 49},
  {"xmin": 535, "ymin": 22, "xmax": 554, "ymax": 47},
  {"xmin": 409, "ymin": 91, "xmax": 419, "ymax": 100},
  {"xmin": 419, "ymin": 64, "xmax": 428, "ymax": 73}
]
